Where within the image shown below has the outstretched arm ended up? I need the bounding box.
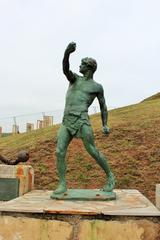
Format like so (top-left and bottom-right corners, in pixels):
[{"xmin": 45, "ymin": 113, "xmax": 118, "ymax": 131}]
[
  {"xmin": 97, "ymin": 85, "xmax": 110, "ymax": 135},
  {"xmin": 63, "ymin": 42, "xmax": 76, "ymax": 83}
]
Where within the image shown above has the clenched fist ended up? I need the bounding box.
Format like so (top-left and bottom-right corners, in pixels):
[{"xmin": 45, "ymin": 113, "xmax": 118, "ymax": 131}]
[{"xmin": 65, "ymin": 42, "xmax": 76, "ymax": 54}]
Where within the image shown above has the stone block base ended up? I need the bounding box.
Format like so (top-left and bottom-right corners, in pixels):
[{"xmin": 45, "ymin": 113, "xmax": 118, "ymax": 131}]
[
  {"xmin": 0, "ymin": 216, "xmax": 72, "ymax": 240},
  {"xmin": 0, "ymin": 189, "xmax": 159, "ymax": 239},
  {"xmin": 78, "ymin": 220, "xmax": 160, "ymax": 240},
  {"xmin": 0, "ymin": 216, "xmax": 159, "ymax": 240},
  {"xmin": 0, "ymin": 165, "xmax": 34, "ymax": 197}
]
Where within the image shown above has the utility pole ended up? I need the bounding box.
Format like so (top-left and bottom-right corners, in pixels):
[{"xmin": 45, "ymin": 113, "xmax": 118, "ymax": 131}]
[
  {"xmin": 12, "ymin": 116, "xmax": 19, "ymax": 134},
  {"xmin": 13, "ymin": 116, "xmax": 16, "ymax": 126}
]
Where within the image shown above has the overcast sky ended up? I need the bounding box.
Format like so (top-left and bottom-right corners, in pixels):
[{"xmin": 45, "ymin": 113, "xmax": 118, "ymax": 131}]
[{"xmin": 0, "ymin": 0, "xmax": 160, "ymax": 132}]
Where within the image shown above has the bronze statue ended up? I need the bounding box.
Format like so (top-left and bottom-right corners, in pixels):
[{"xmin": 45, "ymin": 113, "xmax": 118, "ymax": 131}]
[{"xmin": 51, "ymin": 42, "xmax": 115, "ymax": 196}]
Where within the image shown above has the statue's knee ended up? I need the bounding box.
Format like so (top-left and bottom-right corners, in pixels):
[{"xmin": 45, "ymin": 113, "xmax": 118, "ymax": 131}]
[{"xmin": 56, "ymin": 147, "xmax": 65, "ymax": 158}]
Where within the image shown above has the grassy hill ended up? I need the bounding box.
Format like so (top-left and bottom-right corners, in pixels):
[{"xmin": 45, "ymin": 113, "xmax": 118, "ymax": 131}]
[
  {"xmin": 0, "ymin": 96, "xmax": 160, "ymax": 204},
  {"xmin": 142, "ymin": 92, "xmax": 160, "ymax": 102}
]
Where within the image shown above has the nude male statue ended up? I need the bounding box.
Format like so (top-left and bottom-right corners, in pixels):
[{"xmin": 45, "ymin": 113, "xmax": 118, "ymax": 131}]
[{"xmin": 52, "ymin": 42, "xmax": 115, "ymax": 196}]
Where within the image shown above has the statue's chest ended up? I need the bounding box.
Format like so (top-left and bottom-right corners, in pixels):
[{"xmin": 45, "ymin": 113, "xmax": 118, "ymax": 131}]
[{"xmin": 70, "ymin": 80, "xmax": 96, "ymax": 94}]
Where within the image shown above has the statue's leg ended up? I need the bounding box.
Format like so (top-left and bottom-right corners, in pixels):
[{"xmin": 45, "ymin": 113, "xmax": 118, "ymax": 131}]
[
  {"xmin": 81, "ymin": 124, "xmax": 115, "ymax": 192},
  {"xmin": 53, "ymin": 125, "xmax": 72, "ymax": 194}
]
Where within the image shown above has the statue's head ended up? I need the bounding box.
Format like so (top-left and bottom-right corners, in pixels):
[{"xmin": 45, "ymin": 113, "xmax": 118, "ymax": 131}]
[{"xmin": 79, "ymin": 57, "xmax": 97, "ymax": 74}]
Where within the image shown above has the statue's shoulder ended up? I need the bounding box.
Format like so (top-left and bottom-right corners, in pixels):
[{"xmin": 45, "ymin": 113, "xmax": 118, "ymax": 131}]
[{"xmin": 93, "ymin": 81, "xmax": 103, "ymax": 92}]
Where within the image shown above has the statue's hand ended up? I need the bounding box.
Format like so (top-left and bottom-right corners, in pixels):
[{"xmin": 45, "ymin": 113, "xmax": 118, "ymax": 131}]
[
  {"xmin": 65, "ymin": 42, "xmax": 76, "ymax": 54},
  {"xmin": 103, "ymin": 126, "xmax": 110, "ymax": 135}
]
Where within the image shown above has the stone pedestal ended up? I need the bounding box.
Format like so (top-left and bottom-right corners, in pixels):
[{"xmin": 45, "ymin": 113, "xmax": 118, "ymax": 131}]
[
  {"xmin": 0, "ymin": 165, "xmax": 34, "ymax": 200},
  {"xmin": 0, "ymin": 189, "xmax": 159, "ymax": 239}
]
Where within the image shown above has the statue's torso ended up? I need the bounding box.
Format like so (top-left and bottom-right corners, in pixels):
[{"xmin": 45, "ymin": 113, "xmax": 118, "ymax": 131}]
[{"xmin": 64, "ymin": 75, "xmax": 100, "ymax": 114}]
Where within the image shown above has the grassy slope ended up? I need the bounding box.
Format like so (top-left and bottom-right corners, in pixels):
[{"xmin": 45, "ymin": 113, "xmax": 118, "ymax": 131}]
[
  {"xmin": 0, "ymin": 98, "xmax": 160, "ymax": 203},
  {"xmin": 142, "ymin": 92, "xmax": 160, "ymax": 102}
]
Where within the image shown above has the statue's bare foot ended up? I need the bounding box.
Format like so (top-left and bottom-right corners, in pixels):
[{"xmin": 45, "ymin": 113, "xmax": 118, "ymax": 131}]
[
  {"xmin": 102, "ymin": 173, "xmax": 115, "ymax": 192},
  {"xmin": 53, "ymin": 183, "xmax": 67, "ymax": 195},
  {"xmin": 50, "ymin": 183, "xmax": 67, "ymax": 198}
]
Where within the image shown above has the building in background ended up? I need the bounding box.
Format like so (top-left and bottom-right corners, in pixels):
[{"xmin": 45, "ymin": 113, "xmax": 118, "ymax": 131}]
[
  {"xmin": 26, "ymin": 123, "xmax": 34, "ymax": 132},
  {"xmin": 43, "ymin": 116, "xmax": 53, "ymax": 128},
  {"xmin": 37, "ymin": 120, "xmax": 44, "ymax": 129}
]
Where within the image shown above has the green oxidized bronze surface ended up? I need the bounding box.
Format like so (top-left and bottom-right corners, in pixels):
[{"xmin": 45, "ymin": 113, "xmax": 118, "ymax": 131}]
[
  {"xmin": 51, "ymin": 42, "xmax": 116, "ymax": 200},
  {"xmin": 51, "ymin": 189, "xmax": 116, "ymax": 201}
]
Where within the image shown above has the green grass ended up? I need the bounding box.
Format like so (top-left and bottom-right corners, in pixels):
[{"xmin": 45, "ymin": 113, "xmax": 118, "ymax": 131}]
[{"xmin": 141, "ymin": 92, "xmax": 160, "ymax": 102}]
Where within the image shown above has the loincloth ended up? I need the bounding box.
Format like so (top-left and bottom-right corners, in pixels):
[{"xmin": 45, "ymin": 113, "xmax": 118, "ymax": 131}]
[{"xmin": 62, "ymin": 111, "xmax": 91, "ymax": 138}]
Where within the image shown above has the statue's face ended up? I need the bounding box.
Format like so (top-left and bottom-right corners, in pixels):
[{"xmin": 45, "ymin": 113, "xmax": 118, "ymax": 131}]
[
  {"xmin": 79, "ymin": 61, "xmax": 89, "ymax": 74},
  {"xmin": 79, "ymin": 58, "xmax": 97, "ymax": 75}
]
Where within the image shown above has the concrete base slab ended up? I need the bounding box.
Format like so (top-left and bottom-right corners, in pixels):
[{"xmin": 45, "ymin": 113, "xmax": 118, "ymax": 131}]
[
  {"xmin": 50, "ymin": 189, "xmax": 116, "ymax": 201},
  {"xmin": 0, "ymin": 189, "xmax": 159, "ymax": 216}
]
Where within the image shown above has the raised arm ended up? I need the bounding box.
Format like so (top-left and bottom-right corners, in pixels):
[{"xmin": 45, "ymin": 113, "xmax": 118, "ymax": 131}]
[
  {"xmin": 63, "ymin": 42, "xmax": 76, "ymax": 83},
  {"xmin": 97, "ymin": 85, "xmax": 110, "ymax": 135}
]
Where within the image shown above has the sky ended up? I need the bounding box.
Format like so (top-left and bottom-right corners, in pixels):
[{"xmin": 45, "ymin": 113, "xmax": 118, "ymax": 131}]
[{"xmin": 0, "ymin": 0, "xmax": 160, "ymax": 132}]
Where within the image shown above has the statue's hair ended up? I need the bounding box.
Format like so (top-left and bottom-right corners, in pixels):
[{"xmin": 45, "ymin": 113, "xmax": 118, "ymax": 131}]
[{"xmin": 82, "ymin": 57, "xmax": 97, "ymax": 73}]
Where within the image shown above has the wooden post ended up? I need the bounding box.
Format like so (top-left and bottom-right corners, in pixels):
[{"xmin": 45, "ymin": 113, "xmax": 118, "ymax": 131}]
[
  {"xmin": 0, "ymin": 127, "xmax": 2, "ymax": 137},
  {"xmin": 12, "ymin": 125, "xmax": 19, "ymax": 134},
  {"xmin": 156, "ymin": 184, "xmax": 160, "ymax": 210}
]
